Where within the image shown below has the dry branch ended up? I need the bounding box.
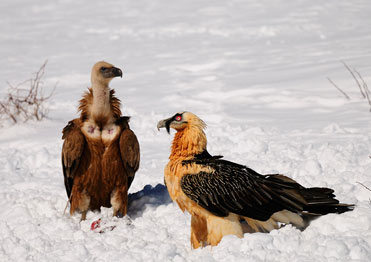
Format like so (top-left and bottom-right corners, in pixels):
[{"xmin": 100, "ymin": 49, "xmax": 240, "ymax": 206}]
[
  {"xmin": 328, "ymin": 61, "xmax": 371, "ymax": 112},
  {"xmin": 341, "ymin": 61, "xmax": 366, "ymax": 98},
  {"xmin": 0, "ymin": 60, "xmax": 56, "ymax": 124},
  {"xmin": 327, "ymin": 77, "xmax": 350, "ymax": 100},
  {"xmin": 357, "ymin": 181, "xmax": 371, "ymax": 204},
  {"xmin": 357, "ymin": 181, "xmax": 371, "ymax": 192},
  {"xmin": 354, "ymin": 69, "xmax": 371, "ymax": 111}
]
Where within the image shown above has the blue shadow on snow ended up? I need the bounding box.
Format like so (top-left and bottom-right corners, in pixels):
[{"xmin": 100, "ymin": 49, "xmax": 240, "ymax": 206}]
[{"xmin": 128, "ymin": 184, "xmax": 172, "ymax": 218}]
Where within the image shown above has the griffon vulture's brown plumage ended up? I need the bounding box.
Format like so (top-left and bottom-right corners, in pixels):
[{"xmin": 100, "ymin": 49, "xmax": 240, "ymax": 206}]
[
  {"xmin": 157, "ymin": 112, "xmax": 353, "ymax": 248},
  {"xmin": 62, "ymin": 61, "xmax": 140, "ymax": 220}
]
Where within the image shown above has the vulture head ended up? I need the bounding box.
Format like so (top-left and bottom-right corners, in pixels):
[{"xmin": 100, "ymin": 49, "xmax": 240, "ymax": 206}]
[
  {"xmin": 157, "ymin": 112, "xmax": 206, "ymax": 134},
  {"xmin": 91, "ymin": 61, "xmax": 123, "ymax": 86}
]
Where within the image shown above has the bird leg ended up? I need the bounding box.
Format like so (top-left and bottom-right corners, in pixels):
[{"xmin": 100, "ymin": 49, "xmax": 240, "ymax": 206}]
[
  {"xmin": 70, "ymin": 187, "xmax": 90, "ymax": 221},
  {"xmin": 191, "ymin": 214, "xmax": 208, "ymax": 249},
  {"xmin": 81, "ymin": 211, "xmax": 87, "ymax": 221},
  {"xmin": 206, "ymin": 213, "xmax": 243, "ymax": 246},
  {"xmin": 110, "ymin": 187, "xmax": 128, "ymax": 217}
]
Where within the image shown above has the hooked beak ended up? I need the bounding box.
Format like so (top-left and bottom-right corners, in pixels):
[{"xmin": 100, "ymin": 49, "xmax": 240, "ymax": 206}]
[
  {"xmin": 101, "ymin": 66, "xmax": 123, "ymax": 79},
  {"xmin": 112, "ymin": 67, "xmax": 123, "ymax": 78},
  {"xmin": 157, "ymin": 117, "xmax": 172, "ymax": 134}
]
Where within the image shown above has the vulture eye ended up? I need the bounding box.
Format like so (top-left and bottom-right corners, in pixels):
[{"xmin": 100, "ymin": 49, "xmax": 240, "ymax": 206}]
[
  {"xmin": 175, "ymin": 115, "xmax": 182, "ymax": 121},
  {"xmin": 100, "ymin": 67, "xmax": 107, "ymax": 72}
]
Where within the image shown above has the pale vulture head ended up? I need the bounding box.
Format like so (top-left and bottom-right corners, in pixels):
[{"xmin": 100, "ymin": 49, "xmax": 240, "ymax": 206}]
[{"xmin": 91, "ymin": 61, "xmax": 123, "ymax": 86}]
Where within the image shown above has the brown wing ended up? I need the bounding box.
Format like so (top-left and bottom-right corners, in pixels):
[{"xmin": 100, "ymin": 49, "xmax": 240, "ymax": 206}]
[
  {"xmin": 61, "ymin": 119, "xmax": 86, "ymax": 198},
  {"xmin": 118, "ymin": 117, "xmax": 140, "ymax": 189}
]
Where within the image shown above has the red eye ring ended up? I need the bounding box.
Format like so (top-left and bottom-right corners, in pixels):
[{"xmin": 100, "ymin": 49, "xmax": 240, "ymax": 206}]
[{"xmin": 175, "ymin": 115, "xmax": 182, "ymax": 121}]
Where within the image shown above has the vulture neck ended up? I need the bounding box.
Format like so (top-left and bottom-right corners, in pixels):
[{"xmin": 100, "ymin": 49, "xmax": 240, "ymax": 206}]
[
  {"xmin": 91, "ymin": 82, "xmax": 112, "ymax": 125},
  {"xmin": 170, "ymin": 125, "xmax": 207, "ymax": 160}
]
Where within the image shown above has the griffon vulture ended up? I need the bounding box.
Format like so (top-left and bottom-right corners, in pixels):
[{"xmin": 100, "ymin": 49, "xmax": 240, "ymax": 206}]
[
  {"xmin": 157, "ymin": 112, "xmax": 353, "ymax": 248},
  {"xmin": 62, "ymin": 61, "xmax": 140, "ymax": 220}
]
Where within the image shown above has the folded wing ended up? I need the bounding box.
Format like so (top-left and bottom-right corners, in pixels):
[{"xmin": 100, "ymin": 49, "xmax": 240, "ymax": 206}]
[
  {"xmin": 181, "ymin": 157, "xmax": 352, "ymax": 221},
  {"xmin": 61, "ymin": 119, "xmax": 86, "ymax": 198},
  {"xmin": 118, "ymin": 117, "xmax": 140, "ymax": 189}
]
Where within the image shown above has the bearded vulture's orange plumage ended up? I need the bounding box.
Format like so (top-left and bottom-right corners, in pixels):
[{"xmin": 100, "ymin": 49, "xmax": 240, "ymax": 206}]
[
  {"xmin": 157, "ymin": 112, "xmax": 353, "ymax": 248},
  {"xmin": 62, "ymin": 61, "xmax": 140, "ymax": 220}
]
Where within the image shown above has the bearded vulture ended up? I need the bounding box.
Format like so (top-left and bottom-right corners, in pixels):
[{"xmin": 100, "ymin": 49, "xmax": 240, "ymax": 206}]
[
  {"xmin": 62, "ymin": 61, "xmax": 140, "ymax": 220},
  {"xmin": 157, "ymin": 112, "xmax": 353, "ymax": 248}
]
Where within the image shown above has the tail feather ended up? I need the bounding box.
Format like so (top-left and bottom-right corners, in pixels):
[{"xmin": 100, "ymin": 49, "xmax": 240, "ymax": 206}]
[
  {"xmin": 266, "ymin": 175, "xmax": 354, "ymax": 216},
  {"xmin": 305, "ymin": 202, "xmax": 354, "ymax": 215},
  {"xmin": 301, "ymin": 187, "xmax": 354, "ymax": 215},
  {"xmin": 240, "ymin": 175, "xmax": 354, "ymax": 233}
]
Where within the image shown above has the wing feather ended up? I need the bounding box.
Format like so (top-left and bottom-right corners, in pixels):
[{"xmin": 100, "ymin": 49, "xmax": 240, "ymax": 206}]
[
  {"xmin": 181, "ymin": 157, "xmax": 349, "ymax": 221},
  {"xmin": 61, "ymin": 119, "xmax": 85, "ymax": 198},
  {"xmin": 118, "ymin": 117, "xmax": 140, "ymax": 189}
]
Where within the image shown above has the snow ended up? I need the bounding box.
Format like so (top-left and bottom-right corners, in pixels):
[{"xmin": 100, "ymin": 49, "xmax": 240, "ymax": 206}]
[{"xmin": 1, "ymin": 0, "xmax": 371, "ymax": 261}]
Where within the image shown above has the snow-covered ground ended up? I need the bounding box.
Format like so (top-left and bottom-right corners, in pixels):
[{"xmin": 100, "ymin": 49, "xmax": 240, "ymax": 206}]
[{"xmin": 1, "ymin": 0, "xmax": 371, "ymax": 261}]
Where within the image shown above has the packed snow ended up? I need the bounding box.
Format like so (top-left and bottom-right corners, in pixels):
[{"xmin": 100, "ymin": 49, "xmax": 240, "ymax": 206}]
[{"xmin": 1, "ymin": 0, "xmax": 371, "ymax": 261}]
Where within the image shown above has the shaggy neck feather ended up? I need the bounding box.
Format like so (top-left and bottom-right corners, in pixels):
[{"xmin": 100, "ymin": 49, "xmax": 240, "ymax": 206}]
[{"xmin": 170, "ymin": 126, "xmax": 207, "ymax": 160}]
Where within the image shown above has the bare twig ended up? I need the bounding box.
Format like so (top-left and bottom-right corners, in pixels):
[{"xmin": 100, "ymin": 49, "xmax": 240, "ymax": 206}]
[
  {"xmin": 357, "ymin": 181, "xmax": 371, "ymax": 204},
  {"xmin": 0, "ymin": 60, "xmax": 56, "ymax": 124},
  {"xmin": 357, "ymin": 181, "xmax": 371, "ymax": 192},
  {"xmin": 63, "ymin": 193, "xmax": 73, "ymax": 216},
  {"xmin": 354, "ymin": 69, "xmax": 371, "ymax": 95},
  {"xmin": 341, "ymin": 61, "xmax": 365, "ymax": 98},
  {"xmin": 327, "ymin": 77, "xmax": 350, "ymax": 100},
  {"xmin": 329, "ymin": 62, "xmax": 371, "ymax": 112},
  {"xmin": 354, "ymin": 69, "xmax": 371, "ymax": 111}
]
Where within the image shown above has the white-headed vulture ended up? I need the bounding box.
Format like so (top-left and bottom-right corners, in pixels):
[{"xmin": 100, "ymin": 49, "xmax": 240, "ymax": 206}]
[
  {"xmin": 157, "ymin": 111, "xmax": 353, "ymax": 248},
  {"xmin": 62, "ymin": 61, "xmax": 140, "ymax": 220}
]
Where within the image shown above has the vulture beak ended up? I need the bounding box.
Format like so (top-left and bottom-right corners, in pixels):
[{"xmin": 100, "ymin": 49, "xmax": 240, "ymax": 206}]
[
  {"xmin": 112, "ymin": 67, "xmax": 123, "ymax": 78},
  {"xmin": 102, "ymin": 66, "xmax": 123, "ymax": 78},
  {"xmin": 157, "ymin": 117, "xmax": 172, "ymax": 134}
]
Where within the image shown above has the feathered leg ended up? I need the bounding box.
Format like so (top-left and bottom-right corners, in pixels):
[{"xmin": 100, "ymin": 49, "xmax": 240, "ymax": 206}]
[
  {"xmin": 206, "ymin": 213, "xmax": 243, "ymax": 246},
  {"xmin": 191, "ymin": 214, "xmax": 208, "ymax": 249},
  {"xmin": 70, "ymin": 184, "xmax": 91, "ymax": 221},
  {"xmin": 110, "ymin": 187, "xmax": 128, "ymax": 217}
]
